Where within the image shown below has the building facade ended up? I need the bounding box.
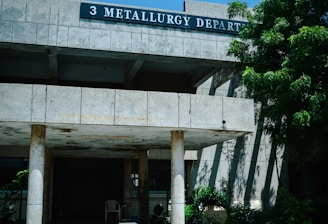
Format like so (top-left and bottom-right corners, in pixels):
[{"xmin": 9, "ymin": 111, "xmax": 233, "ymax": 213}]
[{"xmin": 0, "ymin": 0, "xmax": 282, "ymax": 223}]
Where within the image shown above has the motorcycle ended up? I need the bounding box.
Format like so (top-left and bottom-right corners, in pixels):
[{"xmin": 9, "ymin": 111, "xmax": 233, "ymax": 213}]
[{"xmin": 0, "ymin": 205, "xmax": 16, "ymax": 224}]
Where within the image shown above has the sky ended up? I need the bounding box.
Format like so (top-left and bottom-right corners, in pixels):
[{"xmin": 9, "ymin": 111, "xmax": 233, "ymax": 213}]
[{"xmin": 90, "ymin": 0, "xmax": 260, "ymax": 11}]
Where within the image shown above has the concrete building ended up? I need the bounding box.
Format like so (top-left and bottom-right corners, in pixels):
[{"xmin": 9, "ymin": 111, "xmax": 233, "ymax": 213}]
[{"xmin": 0, "ymin": 0, "xmax": 282, "ymax": 223}]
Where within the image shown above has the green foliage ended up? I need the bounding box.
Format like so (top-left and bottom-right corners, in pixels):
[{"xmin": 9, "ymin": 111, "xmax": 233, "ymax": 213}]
[
  {"xmin": 262, "ymin": 187, "xmax": 316, "ymax": 224},
  {"xmin": 0, "ymin": 169, "xmax": 29, "ymax": 212},
  {"xmin": 227, "ymin": 1, "xmax": 250, "ymax": 19},
  {"xmin": 288, "ymin": 26, "xmax": 328, "ymax": 73},
  {"xmin": 185, "ymin": 186, "xmax": 228, "ymax": 223},
  {"xmin": 292, "ymin": 110, "xmax": 311, "ymax": 127},
  {"xmin": 309, "ymin": 92, "xmax": 326, "ymax": 121},
  {"xmin": 185, "ymin": 204, "xmax": 199, "ymax": 224},
  {"xmin": 193, "ymin": 186, "xmax": 228, "ymax": 207},
  {"xmin": 187, "ymin": 187, "xmax": 315, "ymax": 224},
  {"xmin": 225, "ymin": 188, "xmax": 315, "ymax": 224},
  {"xmin": 227, "ymin": 0, "xmax": 328, "ymax": 165},
  {"xmin": 225, "ymin": 204, "xmax": 260, "ymax": 224},
  {"xmin": 289, "ymin": 75, "xmax": 311, "ymax": 102}
]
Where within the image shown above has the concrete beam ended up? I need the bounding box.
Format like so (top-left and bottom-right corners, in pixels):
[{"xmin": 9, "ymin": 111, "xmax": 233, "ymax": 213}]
[
  {"xmin": 0, "ymin": 83, "xmax": 255, "ymax": 152},
  {"xmin": 0, "ymin": 83, "xmax": 254, "ymax": 132},
  {"xmin": 125, "ymin": 60, "xmax": 144, "ymax": 82},
  {"xmin": 48, "ymin": 53, "xmax": 58, "ymax": 84}
]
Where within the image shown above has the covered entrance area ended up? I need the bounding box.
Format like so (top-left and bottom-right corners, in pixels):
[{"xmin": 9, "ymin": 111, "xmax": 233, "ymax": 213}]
[
  {"xmin": 51, "ymin": 158, "xmax": 172, "ymax": 223},
  {"xmin": 0, "ymin": 82, "xmax": 254, "ymax": 223},
  {"xmin": 52, "ymin": 158, "xmax": 124, "ymax": 223}
]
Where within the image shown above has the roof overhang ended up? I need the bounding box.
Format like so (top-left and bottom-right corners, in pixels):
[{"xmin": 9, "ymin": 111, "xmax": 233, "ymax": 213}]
[
  {"xmin": 0, "ymin": 43, "xmax": 239, "ymax": 93},
  {"xmin": 0, "ymin": 83, "xmax": 254, "ymax": 159}
]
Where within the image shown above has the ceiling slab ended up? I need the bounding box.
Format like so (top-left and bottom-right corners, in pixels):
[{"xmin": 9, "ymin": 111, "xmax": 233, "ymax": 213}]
[
  {"xmin": 0, "ymin": 43, "xmax": 236, "ymax": 91},
  {"xmin": 0, "ymin": 122, "xmax": 245, "ymax": 158}
]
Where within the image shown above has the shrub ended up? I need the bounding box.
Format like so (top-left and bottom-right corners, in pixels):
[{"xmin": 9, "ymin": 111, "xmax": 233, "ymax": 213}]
[
  {"xmin": 266, "ymin": 187, "xmax": 316, "ymax": 224},
  {"xmin": 185, "ymin": 204, "xmax": 199, "ymax": 224},
  {"xmin": 225, "ymin": 204, "xmax": 259, "ymax": 224},
  {"xmin": 225, "ymin": 187, "xmax": 316, "ymax": 224},
  {"xmin": 185, "ymin": 186, "xmax": 228, "ymax": 223},
  {"xmin": 0, "ymin": 169, "xmax": 28, "ymax": 212},
  {"xmin": 193, "ymin": 186, "xmax": 228, "ymax": 207}
]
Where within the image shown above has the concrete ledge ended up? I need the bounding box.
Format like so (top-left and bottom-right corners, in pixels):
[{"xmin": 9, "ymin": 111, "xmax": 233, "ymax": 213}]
[
  {"xmin": 45, "ymin": 85, "xmax": 81, "ymax": 123},
  {"xmin": 148, "ymin": 91, "xmax": 178, "ymax": 127},
  {"xmin": 81, "ymin": 87, "xmax": 115, "ymax": 125},
  {"xmin": 0, "ymin": 83, "xmax": 33, "ymax": 122},
  {"xmin": 115, "ymin": 89, "xmax": 148, "ymax": 126},
  {"xmin": 178, "ymin": 93, "xmax": 191, "ymax": 128},
  {"xmin": 190, "ymin": 94, "xmax": 223, "ymax": 129},
  {"xmin": 223, "ymin": 97, "xmax": 255, "ymax": 132},
  {"xmin": 0, "ymin": 83, "xmax": 254, "ymax": 132}
]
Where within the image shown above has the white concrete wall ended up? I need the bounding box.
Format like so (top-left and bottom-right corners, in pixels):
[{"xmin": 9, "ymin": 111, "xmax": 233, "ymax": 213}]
[
  {"xmin": 193, "ymin": 77, "xmax": 285, "ymax": 209},
  {"xmin": 0, "ymin": 0, "xmax": 239, "ymax": 61}
]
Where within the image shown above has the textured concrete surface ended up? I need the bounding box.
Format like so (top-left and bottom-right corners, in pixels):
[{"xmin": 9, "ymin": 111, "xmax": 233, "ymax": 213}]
[
  {"xmin": 0, "ymin": 0, "xmax": 241, "ymax": 61},
  {"xmin": 0, "ymin": 83, "xmax": 254, "ymax": 131},
  {"xmin": 0, "ymin": 83, "xmax": 254, "ymax": 156},
  {"xmin": 191, "ymin": 76, "xmax": 284, "ymax": 209}
]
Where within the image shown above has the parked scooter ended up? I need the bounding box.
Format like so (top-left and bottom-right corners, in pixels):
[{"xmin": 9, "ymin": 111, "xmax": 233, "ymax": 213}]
[{"xmin": 0, "ymin": 205, "xmax": 16, "ymax": 224}]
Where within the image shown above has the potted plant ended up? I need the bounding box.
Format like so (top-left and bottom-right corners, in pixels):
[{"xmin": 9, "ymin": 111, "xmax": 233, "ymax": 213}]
[
  {"xmin": 193, "ymin": 186, "xmax": 227, "ymax": 207},
  {"xmin": 192, "ymin": 186, "xmax": 228, "ymax": 223}
]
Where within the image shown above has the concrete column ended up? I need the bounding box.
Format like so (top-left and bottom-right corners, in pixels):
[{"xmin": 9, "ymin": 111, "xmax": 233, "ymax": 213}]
[
  {"xmin": 27, "ymin": 125, "xmax": 46, "ymax": 224},
  {"xmin": 138, "ymin": 150, "xmax": 149, "ymax": 224},
  {"xmin": 171, "ymin": 131, "xmax": 185, "ymax": 224},
  {"xmin": 123, "ymin": 159, "xmax": 132, "ymax": 220}
]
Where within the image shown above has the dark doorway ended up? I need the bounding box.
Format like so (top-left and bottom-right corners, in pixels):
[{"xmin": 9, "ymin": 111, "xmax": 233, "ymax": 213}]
[{"xmin": 52, "ymin": 158, "xmax": 123, "ymax": 223}]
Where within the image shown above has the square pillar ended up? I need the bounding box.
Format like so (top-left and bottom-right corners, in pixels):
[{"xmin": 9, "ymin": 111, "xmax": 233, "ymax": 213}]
[
  {"xmin": 123, "ymin": 159, "xmax": 132, "ymax": 219},
  {"xmin": 138, "ymin": 150, "xmax": 149, "ymax": 224}
]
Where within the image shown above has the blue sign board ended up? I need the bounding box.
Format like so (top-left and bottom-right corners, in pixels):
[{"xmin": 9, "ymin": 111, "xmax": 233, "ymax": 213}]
[{"xmin": 80, "ymin": 3, "xmax": 246, "ymax": 35}]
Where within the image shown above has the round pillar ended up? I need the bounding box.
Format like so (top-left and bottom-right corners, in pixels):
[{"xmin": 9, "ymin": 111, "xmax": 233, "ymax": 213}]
[
  {"xmin": 171, "ymin": 131, "xmax": 185, "ymax": 224},
  {"xmin": 26, "ymin": 125, "xmax": 46, "ymax": 224}
]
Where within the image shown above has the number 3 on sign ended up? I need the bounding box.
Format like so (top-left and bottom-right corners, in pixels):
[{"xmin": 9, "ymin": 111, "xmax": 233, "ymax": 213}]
[{"xmin": 89, "ymin": 6, "xmax": 97, "ymax": 16}]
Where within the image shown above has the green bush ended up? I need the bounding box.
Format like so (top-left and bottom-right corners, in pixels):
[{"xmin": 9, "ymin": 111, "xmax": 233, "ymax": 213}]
[
  {"xmin": 193, "ymin": 186, "xmax": 228, "ymax": 207},
  {"xmin": 185, "ymin": 186, "xmax": 228, "ymax": 223},
  {"xmin": 265, "ymin": 187, "xmax": 316, "ymax": 224},
  {"xmin": 225, "ymin": 187, "xmax": 316, "ymax": 224},
  {"xmin": 0, "ymin": 169, "xmax": 29, "ymax": 212},
  {"xmin": 185, "ymin": 204, "xmax": 199, "ymax": 224},
  {"xmin": 225, "ymin": 204, "xmax": 259, "ymax": 224}
]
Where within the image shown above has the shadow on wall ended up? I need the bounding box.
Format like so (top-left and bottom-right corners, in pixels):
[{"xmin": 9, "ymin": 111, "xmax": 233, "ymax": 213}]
[{"xmin": 189, "ymin": 75, "xmax": 287, "ymax": 209}]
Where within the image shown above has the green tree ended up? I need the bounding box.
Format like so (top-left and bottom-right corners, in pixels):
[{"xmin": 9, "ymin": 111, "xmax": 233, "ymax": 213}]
[
  {"xmin": 1, "ymin": 169, "xmax": 28, "ymax": 212},
  {"xmin": 227, "ymin": 0, "xmax": 328, "ymax": 166}
]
